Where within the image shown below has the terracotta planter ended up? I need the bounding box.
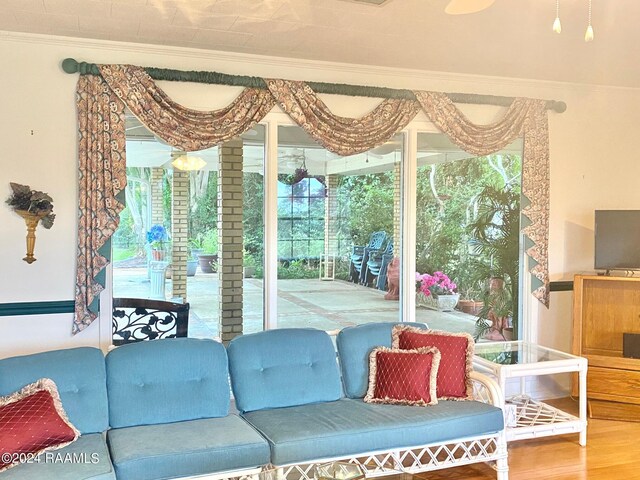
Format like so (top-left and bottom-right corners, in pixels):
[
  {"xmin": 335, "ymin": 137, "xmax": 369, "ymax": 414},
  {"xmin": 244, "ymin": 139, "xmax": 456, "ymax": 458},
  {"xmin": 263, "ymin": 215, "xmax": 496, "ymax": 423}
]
[
  {"xmin": 384, "ymin": 258, "xmax": 400, "ymax": 300},
  {"xmin": 458, "ymin": 299, "xmax": 484, "ymax": 316},
  {"xmin": 198, "ymin": 253, "xmax": 218, "ymax": 273},
  {"xmin": 151, "ymin": 248, "xmax": 166, "ymax": 261}
]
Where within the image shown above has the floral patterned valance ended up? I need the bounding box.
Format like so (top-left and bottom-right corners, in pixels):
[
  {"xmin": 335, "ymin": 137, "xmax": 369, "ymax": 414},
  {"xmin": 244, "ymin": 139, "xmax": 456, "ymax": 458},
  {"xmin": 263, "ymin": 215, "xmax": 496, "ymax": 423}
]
[{"xmin": 73, "ymin": 64, "xmax": 550, "ymax": 333}]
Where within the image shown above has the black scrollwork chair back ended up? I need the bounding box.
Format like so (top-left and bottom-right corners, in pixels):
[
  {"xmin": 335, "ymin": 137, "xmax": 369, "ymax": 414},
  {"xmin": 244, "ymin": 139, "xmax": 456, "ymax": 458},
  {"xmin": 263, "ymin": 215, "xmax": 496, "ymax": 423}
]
[{"xmin": 112, "ymin": 298, "xmax": 190, "ymax": 346}]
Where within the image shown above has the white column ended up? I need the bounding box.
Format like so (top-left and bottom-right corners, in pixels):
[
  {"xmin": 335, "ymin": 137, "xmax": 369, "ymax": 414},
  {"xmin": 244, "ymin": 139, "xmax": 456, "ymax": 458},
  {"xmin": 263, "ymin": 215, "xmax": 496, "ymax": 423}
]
[
  {"xmin": 401, "ymin": 128, "xmax": 418, "ymax": 324},
  {"xmin": 263, "ymin": 120, "xmax": 279, "ymax": 330}
]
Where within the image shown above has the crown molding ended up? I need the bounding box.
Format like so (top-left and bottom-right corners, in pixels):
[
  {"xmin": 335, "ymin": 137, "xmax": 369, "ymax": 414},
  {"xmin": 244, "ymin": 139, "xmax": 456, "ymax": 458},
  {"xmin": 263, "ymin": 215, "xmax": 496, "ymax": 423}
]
[{"xmin": 1, "ymin": 30, "xmax": 638, "ymax": 96}]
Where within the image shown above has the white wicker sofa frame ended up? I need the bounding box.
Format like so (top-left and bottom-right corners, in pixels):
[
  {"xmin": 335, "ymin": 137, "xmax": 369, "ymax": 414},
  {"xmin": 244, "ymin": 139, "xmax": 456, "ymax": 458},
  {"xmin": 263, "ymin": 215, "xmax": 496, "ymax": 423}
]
[
  {"xmin": 0, "ymin": 323, "xmax": 508, "ymax": 480},
  {"xmin": 225, "ymin": 324, "xmax": 509, "ymax": 480}
]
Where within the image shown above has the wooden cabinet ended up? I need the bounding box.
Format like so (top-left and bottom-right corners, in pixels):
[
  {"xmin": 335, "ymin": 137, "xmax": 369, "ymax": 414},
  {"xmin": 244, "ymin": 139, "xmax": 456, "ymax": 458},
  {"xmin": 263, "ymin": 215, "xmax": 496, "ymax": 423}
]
[{"xmin": 573, "ymin": 274, "xmax": 640, "ymax": 420}]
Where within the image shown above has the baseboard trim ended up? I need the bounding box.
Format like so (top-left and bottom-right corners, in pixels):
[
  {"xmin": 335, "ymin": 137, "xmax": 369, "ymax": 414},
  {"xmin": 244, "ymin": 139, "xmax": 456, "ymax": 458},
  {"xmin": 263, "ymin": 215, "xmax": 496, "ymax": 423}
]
[
  {"xmin": 0, "ymin": 300, "xmax": 75, "ymax": 317},
  {"xmin": 550, "ymin": 281, "xmax": 573, "ymax": 292}
]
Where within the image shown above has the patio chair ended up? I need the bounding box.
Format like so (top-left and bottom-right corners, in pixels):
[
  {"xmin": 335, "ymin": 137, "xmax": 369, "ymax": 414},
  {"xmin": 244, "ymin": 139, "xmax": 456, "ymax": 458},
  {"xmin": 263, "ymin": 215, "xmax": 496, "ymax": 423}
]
[
  {"xmin": 349, "ymin": 231, "xmax": 386, "ymax": 283},
  {"xmin": 364, "ymin": 239, "xmax": 394, "ymax": 289},
  {"xmin": 112, "ymin": 298, "xmax": 189, "ymax": 346}
]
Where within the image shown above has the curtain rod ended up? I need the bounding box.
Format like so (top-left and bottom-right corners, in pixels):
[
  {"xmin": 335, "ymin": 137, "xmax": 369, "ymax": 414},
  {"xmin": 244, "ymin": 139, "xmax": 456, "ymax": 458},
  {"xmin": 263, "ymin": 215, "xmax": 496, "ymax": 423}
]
[{"xmin": 61, "ymin": 58, "xmax": 567, "ymax": 113}]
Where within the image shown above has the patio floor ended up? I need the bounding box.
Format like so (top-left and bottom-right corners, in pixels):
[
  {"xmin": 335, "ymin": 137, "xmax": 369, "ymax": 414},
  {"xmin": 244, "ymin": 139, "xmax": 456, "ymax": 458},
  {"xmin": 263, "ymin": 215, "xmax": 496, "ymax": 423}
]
[{"xmin": 113, "ymin": 268, "xmax": 478, "ymax": 338}]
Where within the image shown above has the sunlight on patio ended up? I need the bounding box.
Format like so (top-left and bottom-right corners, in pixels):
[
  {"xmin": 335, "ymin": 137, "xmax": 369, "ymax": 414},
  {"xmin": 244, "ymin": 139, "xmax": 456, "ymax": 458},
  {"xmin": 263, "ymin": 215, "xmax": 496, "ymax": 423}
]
[{"xmin": 113, "ymin": 266, "xmax": 477, "ymax": 338}]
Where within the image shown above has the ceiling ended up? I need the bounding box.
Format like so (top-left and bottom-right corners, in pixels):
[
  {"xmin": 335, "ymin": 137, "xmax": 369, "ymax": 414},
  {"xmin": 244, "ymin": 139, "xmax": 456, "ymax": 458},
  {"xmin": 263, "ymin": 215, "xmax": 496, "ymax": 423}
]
[{"xmin": 1, "ymin": 0, "xmax": 638, "ymax": 88}]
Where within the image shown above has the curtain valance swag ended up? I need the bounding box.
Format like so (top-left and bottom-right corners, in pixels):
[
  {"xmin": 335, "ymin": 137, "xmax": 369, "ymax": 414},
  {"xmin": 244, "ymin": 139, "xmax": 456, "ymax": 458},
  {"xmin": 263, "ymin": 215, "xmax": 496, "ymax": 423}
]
[{"xmin": 71, "ymin": 63, "xmax": 551, "ymax": 333}]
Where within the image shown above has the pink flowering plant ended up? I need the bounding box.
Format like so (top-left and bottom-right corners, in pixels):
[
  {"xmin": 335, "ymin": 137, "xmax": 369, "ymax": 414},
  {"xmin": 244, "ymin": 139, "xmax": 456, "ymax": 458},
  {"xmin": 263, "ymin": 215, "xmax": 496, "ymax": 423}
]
[{"xmin": 415, "ymin": 271, "xmax": 457, "ymax": 297}]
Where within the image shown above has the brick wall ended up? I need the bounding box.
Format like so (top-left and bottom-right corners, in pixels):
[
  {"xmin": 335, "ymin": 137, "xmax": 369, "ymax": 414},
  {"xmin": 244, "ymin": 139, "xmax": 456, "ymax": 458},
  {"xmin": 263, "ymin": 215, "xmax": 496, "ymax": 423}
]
[
  {"xmin": 218, "ymin": 138, "xmax": 244, "ymax": 344},
  {"xmin": 324, "ymin": 174, "xmax": 339, "ymax": 256},
  {"xmin": 171, "ymin": 153, "xmax": 189, "ymax": 301},
  {"xmin": 150, "ymin": 167, "xmax": 164, "ymax": 227},
  {"xmin": 393, "ymin": 161, "xmax": 401, "ymax": 256}
]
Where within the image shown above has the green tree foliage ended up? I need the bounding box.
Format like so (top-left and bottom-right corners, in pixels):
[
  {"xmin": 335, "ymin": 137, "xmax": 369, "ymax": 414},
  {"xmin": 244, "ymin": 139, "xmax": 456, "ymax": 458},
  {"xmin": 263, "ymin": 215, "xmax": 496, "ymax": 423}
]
[
  {"xmin": 467, "ymin": 184, "xmax": 521, "ymax": 339},
  {"xmin": 415, "ymin": 155, "xmax": 521, "ymax": 298},
  {"xmin": 243, "ymin": 172, "xmax": 264, "ymax": 263},
  {"xmin": 339, "ymin": 172, "xmax": 395, "ymax": 247},
  {"xmin": 189, "ymin": 172, "xmax": 217, "ymax": 237}
]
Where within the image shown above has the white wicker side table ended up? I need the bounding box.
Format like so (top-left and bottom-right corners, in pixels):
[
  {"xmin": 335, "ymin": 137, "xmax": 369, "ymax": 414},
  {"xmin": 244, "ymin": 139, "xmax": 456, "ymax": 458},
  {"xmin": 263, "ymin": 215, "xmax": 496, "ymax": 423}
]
[{"xmin": 473, "ymin": 341, "xmax": 588, "ymax": 446}]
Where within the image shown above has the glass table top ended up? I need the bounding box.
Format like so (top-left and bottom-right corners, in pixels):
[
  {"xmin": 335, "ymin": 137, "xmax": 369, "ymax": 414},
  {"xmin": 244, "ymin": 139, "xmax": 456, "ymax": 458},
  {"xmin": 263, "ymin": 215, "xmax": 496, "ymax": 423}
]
[{"xmin": 474, "ymin": 341, "xmax": 577, "ymax": 366}]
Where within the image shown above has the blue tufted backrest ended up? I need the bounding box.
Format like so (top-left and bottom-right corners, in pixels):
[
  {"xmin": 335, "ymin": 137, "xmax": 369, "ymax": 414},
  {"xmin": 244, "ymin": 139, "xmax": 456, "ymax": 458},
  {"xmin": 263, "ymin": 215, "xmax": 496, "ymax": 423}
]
[
  {"xmin": 227, "ymin": 328, "xmax": 343, "ymax": 413},
  {"xmin": 0, "ymin": 347, "xmax": 109, "ymax": 434},
  {"xmin": 336, "ymin": 322, "xmax": 428, "ymax": 398},
  {"xmin": 106, "ymin": 338, "xmax": 230, "ymax": 428}
]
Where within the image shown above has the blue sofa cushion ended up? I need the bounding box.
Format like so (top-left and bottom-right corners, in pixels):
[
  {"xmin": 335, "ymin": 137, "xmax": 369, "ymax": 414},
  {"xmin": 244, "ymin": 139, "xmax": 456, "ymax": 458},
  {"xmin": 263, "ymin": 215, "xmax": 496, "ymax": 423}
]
[
  {"xmin": 228, "ymin": 328, "xmax": 343, "ymax": 413},
  {"xmin": 242, "ymin": 397, "xmax": 504, "ymax": 465},
  {"xmin": 0, "ymin": 347, "xmax": 108, "ymax": 434},
  {"xmin": 106, "ymin": 338, "xmax": 230, "ymax": 428},
  {"xmin": 1, "ymin": 433, "xmax": 115, "ymax": 480},
  {"xmin": 107, "ymin": 415, "xmax": 271, "ymax": 480},
  {"xmin": 336, "ymin": 322, "xmax": 427, "ymax": 398}
]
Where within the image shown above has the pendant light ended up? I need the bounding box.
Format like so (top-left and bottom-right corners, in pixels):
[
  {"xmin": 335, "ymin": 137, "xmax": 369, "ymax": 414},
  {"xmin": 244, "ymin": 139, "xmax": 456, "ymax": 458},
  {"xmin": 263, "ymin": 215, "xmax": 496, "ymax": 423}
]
[
  {"xmin": 552, "ymin": 0, "xmax": 561, "ymax": 34},
  {"xmin": 585, "ymin": 0, "xmax": 594, "ymax": 42}
]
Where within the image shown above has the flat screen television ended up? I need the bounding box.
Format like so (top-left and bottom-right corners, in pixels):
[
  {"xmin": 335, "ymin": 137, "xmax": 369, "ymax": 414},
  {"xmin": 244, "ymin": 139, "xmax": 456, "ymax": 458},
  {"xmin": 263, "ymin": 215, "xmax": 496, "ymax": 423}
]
[{"xmin": 594, "ymin": 210, "xmax": 640, "ymax": 271}]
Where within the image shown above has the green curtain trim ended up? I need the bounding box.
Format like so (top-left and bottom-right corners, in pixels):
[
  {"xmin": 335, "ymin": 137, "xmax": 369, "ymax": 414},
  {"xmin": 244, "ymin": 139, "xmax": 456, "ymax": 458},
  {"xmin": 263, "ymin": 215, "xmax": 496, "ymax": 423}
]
[
  {"xmin": 87, "ymin": 237, "xmax": 111, "ymax": 318},
  {"xmin": 0, "ymin": 300, "xmax": 75, "ymax": 317},
  {"xmin": 85, "ymin": 183, "xmax": 123, "ymax": 319},
  {"xmin": 61, "ymin": 58, "xmax": 567, "ymax": 113},
  {"xmin": 530, "ymin": 273, "xmax": 544, "ymax": 292}
]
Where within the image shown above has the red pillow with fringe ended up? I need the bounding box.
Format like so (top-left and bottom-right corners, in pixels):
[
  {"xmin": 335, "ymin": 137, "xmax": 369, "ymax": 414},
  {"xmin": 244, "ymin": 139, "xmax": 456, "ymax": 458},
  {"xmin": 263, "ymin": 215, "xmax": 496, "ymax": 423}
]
[
  {"xmin": 0, "ymin": 378, "xmax": 80, "ymax": 473},
  {"xmin": 364, "ymin": 346, "xmax": 441, "ymax": 406},
  {"xmin": 393, "ymin": 326, "xmax": 474, "ymax": 400}
]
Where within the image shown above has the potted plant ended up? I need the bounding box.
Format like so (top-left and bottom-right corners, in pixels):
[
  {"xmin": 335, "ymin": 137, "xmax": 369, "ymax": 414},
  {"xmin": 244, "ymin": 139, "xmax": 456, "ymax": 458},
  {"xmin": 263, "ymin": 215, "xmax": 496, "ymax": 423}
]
[
  {"xmin": 466, "ymin": 184, "xmax": 520, "ymax": 340},
  {"xmin": 188, "ymin": 236, "xmax": 204, "ymax": 260},
  {"xmin": 186, "ymin": 253, "xmax": 198, "ymax": 277},
  {"xmin": 416, "ymin": 271, "xmax": 459, "ymax": 311},
  {"xmin": 147, "ymin": 224, "xmax": 169, "ymax": 261},
  {"xmin": 197, "ymin": 229, "xmax": 218, "ymax": 273},
  {"xmin": 457, "ymin": 282, "xmax": 485, "ymax": 316}
]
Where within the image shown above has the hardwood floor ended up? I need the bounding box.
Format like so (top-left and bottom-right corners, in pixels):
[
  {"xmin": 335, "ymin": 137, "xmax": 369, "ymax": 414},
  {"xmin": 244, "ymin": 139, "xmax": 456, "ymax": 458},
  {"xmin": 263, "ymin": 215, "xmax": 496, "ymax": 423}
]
[{"xmin": 414, "ymin": 398, "xmax": 640, "ymax": 480}]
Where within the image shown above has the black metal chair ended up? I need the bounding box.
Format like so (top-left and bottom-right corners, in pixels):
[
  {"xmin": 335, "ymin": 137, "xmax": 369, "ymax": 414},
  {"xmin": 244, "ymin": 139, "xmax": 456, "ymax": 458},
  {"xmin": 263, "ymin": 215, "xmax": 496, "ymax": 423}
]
[
  {"xmin": 112, "ymin": 298, "xmax": 189, "ymax": 346},
  {"xmin": 349, "ymin": 231, "xmax": 386, "ymax": 283}
]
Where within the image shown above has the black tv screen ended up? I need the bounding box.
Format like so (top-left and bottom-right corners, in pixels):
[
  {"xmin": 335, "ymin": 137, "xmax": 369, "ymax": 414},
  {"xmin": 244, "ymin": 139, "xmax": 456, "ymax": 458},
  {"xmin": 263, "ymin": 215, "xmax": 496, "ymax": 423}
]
[{"xmin": 595, "ymin": 210, "xmax": 640, "ymax": 271}]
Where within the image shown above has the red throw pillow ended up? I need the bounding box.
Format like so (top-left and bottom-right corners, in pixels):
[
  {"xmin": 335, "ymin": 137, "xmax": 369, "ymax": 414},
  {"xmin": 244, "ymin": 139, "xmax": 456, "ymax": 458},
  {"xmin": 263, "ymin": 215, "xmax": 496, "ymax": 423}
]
[
  {"xmin": 393, "ymin": 326, "xmax": 474, "ymax": 400},
  {"xmin": 0, "ymin": 378, "xmax": 80, "ymax": 472},
  {"xmin": 364, "ymin": 346, "xmax": 441, "ymax": 406}
]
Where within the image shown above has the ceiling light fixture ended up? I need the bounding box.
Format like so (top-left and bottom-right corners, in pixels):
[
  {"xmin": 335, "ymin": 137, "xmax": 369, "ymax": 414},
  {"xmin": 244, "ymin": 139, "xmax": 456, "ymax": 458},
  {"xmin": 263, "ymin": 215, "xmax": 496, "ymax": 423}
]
[
  {"xmin": 172, "ymin": 154, "xmax": 206, "ymax": 171},
  {"xmin": 552, "ymin": 0, "xmax": 562, "ymax": 33},
  {"xmin": 445, "ymin": 0, "xmax": 495, "ymax": 15},
  {"xmin": 553, "ymin": 0, "xmax": 594, "ymax": 42},
  {"xmin": 585, "ymin": 0, "xmax": 594, "ymax": 42}
]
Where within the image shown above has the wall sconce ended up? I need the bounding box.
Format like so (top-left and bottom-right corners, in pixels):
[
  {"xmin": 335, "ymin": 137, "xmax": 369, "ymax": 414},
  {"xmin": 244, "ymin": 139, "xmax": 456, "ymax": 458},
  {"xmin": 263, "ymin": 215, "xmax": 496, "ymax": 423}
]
[{"xmin": 6, "ymin": 182, "xmax": 55, "ymax": 264}]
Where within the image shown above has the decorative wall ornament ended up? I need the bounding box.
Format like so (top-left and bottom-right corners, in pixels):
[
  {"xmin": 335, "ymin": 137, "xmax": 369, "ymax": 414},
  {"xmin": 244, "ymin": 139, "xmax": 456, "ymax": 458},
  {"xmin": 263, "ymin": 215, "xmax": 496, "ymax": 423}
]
[
  {"xmin": 6, "ymin": 182, "xmax": 55, "ymax": 264},
  {"xmin": 71, "ymin": 63, "xmax": 552, "ymax": 333}
]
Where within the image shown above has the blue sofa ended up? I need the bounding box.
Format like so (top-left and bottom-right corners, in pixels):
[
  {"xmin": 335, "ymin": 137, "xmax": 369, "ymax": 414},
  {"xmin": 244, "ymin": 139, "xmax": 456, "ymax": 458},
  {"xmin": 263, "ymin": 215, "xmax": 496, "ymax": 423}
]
[{"xmin": 0, "ymin": 323, "xmax": 508, "ymax": 480}]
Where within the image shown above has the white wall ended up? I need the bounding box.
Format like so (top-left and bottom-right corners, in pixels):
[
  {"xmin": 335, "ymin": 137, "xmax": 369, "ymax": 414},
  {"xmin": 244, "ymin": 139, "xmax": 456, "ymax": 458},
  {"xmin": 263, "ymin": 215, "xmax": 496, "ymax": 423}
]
[{"xmin": 2, "ymin": 32, "xmax": 640, "ymax": 362}]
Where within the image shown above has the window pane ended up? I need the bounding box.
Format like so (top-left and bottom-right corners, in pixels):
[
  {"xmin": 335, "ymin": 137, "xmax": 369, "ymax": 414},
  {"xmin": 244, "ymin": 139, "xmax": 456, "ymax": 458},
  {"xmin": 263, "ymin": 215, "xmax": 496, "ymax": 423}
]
[
  {"xmin": 277, "ymin": 125, "xmax": 403, "ymax": 330},
  {"xmin": 309, "ymin": 178, "xmax": 326, "ymax": 198},
  {"xmin": 415, "ymin": 132, "xmax": 523, "ymax": 340},
  {"xmin": 292, "ymin": 178, "xmax": 309, "ymax": 197}
]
